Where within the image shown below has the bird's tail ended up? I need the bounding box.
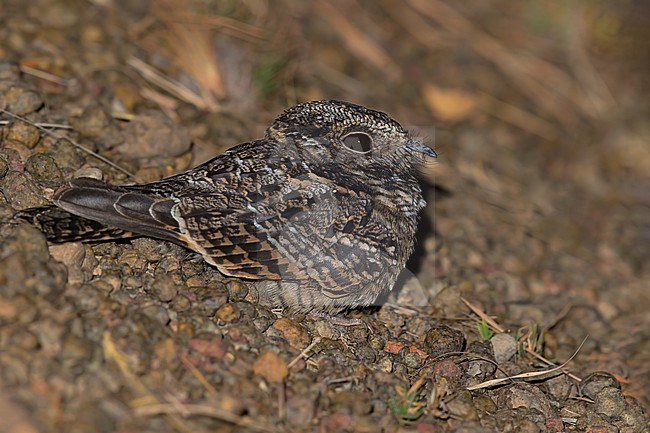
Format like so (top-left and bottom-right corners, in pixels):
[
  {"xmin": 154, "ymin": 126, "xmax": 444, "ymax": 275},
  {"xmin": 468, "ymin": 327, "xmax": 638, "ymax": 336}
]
[
  {"xmin": 12, "ymin": 177, "xmax": 183, "ymax": 244},
  {"xmin": 12, "ymin": 205, "xmax": 135, "ymax": 243}
]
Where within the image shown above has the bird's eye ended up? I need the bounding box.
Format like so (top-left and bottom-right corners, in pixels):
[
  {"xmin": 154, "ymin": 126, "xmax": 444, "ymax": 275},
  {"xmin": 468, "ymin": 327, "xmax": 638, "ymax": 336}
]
[{"xmin": 342, "ymin": 132, "xmax": 373, "ymax": 153}]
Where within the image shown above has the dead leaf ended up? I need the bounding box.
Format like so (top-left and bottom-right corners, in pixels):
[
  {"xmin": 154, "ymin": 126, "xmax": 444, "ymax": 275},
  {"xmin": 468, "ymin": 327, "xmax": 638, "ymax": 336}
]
[{"xmin": 423, "ymin": 83, "xmax": 478, "ymax": 121}]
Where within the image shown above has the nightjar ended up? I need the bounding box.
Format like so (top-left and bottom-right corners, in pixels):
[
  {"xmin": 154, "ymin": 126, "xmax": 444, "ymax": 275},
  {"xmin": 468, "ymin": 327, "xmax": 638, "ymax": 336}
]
[{"xmin": 16, "ymin": 100, "xmax": 436, "ymax": 313}]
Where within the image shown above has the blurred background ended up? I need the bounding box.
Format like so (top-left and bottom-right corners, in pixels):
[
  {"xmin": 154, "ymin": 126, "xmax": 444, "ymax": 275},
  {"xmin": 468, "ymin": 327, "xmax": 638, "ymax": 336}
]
[{"xmin": 1, "ymin": 0, "xmax": 648, "ymax": 429}]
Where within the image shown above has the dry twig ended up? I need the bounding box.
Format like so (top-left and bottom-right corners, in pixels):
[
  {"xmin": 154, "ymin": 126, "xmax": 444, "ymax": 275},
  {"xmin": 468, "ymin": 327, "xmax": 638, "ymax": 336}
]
[
  {"xmin": 467, "ymin": 337, "xmax": 588, "ymax": 390},
  {"xmin": 315, "ymin": 0, "xmax": 400, "ymax": 81},
  {"xmin": 0, "ymin": 109, "xmax": 135, "ymax": 179}
]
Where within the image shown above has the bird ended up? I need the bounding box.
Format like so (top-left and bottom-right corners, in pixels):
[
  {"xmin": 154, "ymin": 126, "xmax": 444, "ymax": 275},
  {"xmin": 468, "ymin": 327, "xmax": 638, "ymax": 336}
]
[{"xmin": 15, "ymin": 100, "xmax": 437, "ymax": 313}]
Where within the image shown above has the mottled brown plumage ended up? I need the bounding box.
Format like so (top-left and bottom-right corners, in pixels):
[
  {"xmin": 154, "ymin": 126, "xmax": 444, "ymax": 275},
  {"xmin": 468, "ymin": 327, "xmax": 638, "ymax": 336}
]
[{"xmin": 16, "ymin": 100, "xmax": 436, "ymax": 313}]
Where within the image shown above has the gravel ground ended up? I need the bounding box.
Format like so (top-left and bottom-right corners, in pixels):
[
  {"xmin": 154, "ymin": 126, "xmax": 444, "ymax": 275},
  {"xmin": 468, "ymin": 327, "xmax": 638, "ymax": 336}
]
[{"xmin": 0, "ymin": 1, "xmax": 648, "ymax": 432}]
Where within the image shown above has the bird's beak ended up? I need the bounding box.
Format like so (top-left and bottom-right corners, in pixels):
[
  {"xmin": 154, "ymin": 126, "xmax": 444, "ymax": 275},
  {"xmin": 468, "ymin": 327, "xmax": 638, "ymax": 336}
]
[{"xmin": 407, "ymin": 141, "xmax": 437, "ymax": 158}]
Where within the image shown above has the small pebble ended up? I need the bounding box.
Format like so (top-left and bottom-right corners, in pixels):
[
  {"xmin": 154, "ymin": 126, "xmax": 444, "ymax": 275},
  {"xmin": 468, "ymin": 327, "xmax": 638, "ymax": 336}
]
[
  {"xmin": 314, "ymin": 319, "xmax": 340, "ymax": 340},
  {"xmin": 192, "ymin": 284, "xmax": 228, "ymax": 315},
  {"xmin": 544, "ymin": 374, "xmax": 572, "ymax": 401},
  {"xmin": 215, "ymin": 303, "xmax": 241, "ymax": 323},
  {"xmin": 71, "ymin": 104, "xmax": 123, "ymax": 150},
  {"xmin": 0, "ymin": 148, "xmax": 22, "ymax": 172},
  {"xmin": 48, "ymin": 242, "xmax": 86, "ymax": 285},
  {"xmin": 490, "ymin": 333, "xmax": 517, "ymax": 363},
  {"xmin": 156, "ymin": 256, "xmax": 181, "ymax": 274},
  {"xmin": 444, "ymin": 390, "xmax": 478, "ymax": 421},
  {"xmin": 1, "ymin": 141, "xmax": 31, "ymax": 163},
  {"xmin": 189, "ymin": 335, "xmax": 227, "ymax": 359},
  {"xmin": 580, "ymin": 372, "xmax": 620, "ymax": 400},
  {"xmin": 376, "ymin": 356, "xmax": 392, "ymax": 372},
  {"xmin": 170, "ymin": 294, "xmax": 192, "ymax": 312},
  {"xmin": 3, "ymin": 86, "xmax": 43, "ymax": 115},
  {"xmin": 120, "ymin": 112, "xmax": 191, "ymax": 159},
  {"xmin": 0, "ymin": 171, "xmax": 48, "ymax": 208},
  {"xmin": 116, "ymin": 249, "xmax": 142, "ymax": 268},
  {"xmin": 423, "ymin": 325, "xmax": 465, "ymax": 358},
  {"xmin": 504, "ymin": 383, "xmax": 553, "ymax": 418},
  {"xmin": 48, "ymin": 138, "xmax": 86, "ymax": 172},
  {"xmin": 252, "ymin": 351, "xmax": 288, "ymax": 383},
  {"xmin": 271, "ymin": 317, "xmax": 311, "ymax": 349},
  {"xmin": 5, "ymin": 120, "xmax": 40, "ymax": 148},
  {"xmin": 134, "ymin": 165, "xmax": 164, "ymax": 183},
  {"xmin": 140, "ymin": 304, "xmax": 170, "ymax": 326},
  {"xmin": 252, "ymin": 311, "xmax": 274, "ymax": 333},
  {"xmin": 473, "ymin": 393, "xmax": 498, "ymax": 413},
  {"xmin": 227, "ymin": 280, "xmax": 249, "ymax": 302},
  {"xmin": 466, "ymin": 340, "xmax": 497, "ymax": 381},
  {"xmin": 401, "ymin": 351, "xmax": 423, "ymax": 369},
  {"xmin": 150, "ymin": 275, "xmax": 178, "ymax": 303},
  {"xmin": 594, "ymin": 387, "xmax": 627, "ymax": 419},
  {"xmin": 25, "ymin": 153, "xmax": 63, "ymax": 188},
  {"xmin": 131, "ymin": 237, "xmax": 164, "ymax": 262},
  {"xmin": 432, "ymin": 359, "xmax": 463, "ymax": 380},
  {"xmin": 72, "ymin": 167, "xmax": 103, "ymax": 180}
]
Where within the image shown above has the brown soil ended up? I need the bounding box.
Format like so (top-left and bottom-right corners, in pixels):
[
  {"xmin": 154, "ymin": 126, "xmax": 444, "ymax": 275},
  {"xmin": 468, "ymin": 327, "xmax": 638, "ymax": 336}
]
[{"xmin": 0, "ymin": 1, "xmax": 648, "ymax": 432}]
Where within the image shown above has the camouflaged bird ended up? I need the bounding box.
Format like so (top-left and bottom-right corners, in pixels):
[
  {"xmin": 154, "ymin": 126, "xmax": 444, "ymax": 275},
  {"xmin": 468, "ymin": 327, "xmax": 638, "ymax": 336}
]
[{"xmin": 17, "ymin": 100, "xmax": 436, "ymax": 313}]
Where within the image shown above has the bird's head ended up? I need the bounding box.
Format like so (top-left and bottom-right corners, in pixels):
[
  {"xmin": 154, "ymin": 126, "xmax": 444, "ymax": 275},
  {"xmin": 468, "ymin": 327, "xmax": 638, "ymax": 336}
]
[{"xmin": 266, "ymin": 100, "xmax": 436, "ymax": 175}]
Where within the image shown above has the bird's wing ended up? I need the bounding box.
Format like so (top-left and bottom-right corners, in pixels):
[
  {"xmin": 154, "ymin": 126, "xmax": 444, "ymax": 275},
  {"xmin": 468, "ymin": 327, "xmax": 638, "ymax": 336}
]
[{"xmin": 173, "ymin": 171, "xmax": 398, "ymax": 298}]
